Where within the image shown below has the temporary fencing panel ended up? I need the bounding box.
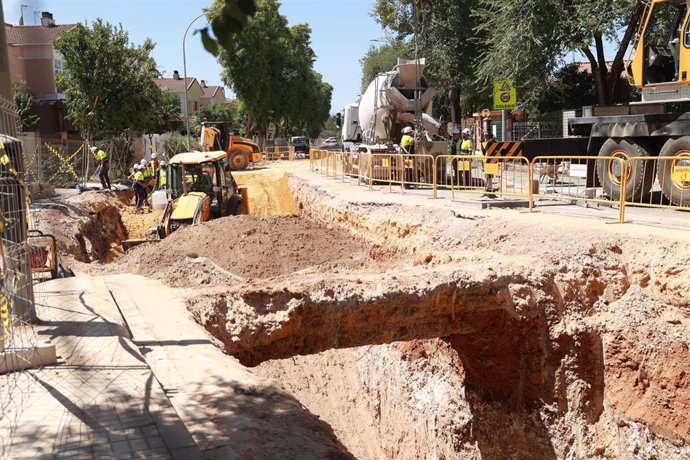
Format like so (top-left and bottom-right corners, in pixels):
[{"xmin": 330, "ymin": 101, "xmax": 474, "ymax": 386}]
[
  {"xmin": 621, "ymin": 155, "xmax": 690, "ymax": 213},
  {"xmin": 307, "ymin": 147, "xmax": 689, "ymax": 224},
  {"xmin": 530, "ymin": 156, "xmax": 627, "ymax": 223}
]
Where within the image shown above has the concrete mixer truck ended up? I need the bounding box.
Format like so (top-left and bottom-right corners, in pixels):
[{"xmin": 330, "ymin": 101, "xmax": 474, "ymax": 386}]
[{"xmin": 346, "ymin": 58, "xmax": 448, "ymax": 184}]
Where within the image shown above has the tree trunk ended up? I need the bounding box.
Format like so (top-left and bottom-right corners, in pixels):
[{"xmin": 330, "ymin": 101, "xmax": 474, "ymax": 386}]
[
  {"xmin": 448, "ymin": 87, "xmax": 461, "ymax": 126},
  {"xmin": 582, "ymin": 46, "xmax": 607, "ymax": 106},
  {"xmin": 608, "ymin": 2, "xmax": 646, "ymax": 103}
]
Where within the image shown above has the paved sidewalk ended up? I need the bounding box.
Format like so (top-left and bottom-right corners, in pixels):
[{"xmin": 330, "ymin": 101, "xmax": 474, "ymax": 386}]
[{"xmin": 0, "ymin": 276, "xmax": 200, "ymax": 459}]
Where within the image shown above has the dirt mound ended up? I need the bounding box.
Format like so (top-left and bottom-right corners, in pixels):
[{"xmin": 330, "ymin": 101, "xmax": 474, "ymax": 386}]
[
  {"xmin": 118, "ymin": 215, "xmax": 380, "ymax": 283},
  {"xmin": 120, "ymin": 208, "xmax": 164, "ymax": 240},
  {"xmin": 233, "ymin": 169, "xmax": 297, "ymax": 217}
]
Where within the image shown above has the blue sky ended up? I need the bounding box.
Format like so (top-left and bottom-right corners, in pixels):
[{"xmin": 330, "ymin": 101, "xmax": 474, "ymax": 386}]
[{"xmin": 3, "ymin": 0, "xmax": 386, "ymax": 113}]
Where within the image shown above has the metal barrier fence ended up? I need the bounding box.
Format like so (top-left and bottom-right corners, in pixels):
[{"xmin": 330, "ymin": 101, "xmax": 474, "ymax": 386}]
[
  {"xmin": 265, "ymin": 145, "xmax": 297, "ymax": 161},
  {"xmin": 308, "ymin": 149, "xmax": 690, "ymax": 223},
  {"xmin": 0, "ymin": 94, "xmax": 37, "ymax": 367},
  {"xmin": 621, "ymin": 155, "xmax": 690, "ymax": 215},
  {"xmin": 530, "ymin": 156, "xmax": 627, "ymax": 223}
]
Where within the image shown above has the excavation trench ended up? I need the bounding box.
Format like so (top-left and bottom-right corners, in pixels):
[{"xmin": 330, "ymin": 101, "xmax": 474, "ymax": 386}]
[
  {"xmin": 35, "ymin": 169, "xmax": 690, "ymax": 458},
  {"xmin": 185, "ymin": 172, "xmax": 690, "ymax": 459}
]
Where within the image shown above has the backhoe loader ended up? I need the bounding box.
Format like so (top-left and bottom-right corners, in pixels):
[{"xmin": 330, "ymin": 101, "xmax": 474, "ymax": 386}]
[{"xmin": 121, "ymin": 150, "xmax": 246, "ymax": 251}]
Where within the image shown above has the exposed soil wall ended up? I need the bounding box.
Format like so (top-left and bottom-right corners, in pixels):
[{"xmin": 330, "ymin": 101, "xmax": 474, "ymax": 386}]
[
  {"xmin": 186, "ymin": 173, "xmax": 690, "ymax": 459},
  {"xmin": 31, "ymin": 191, "xmax": 131, "ymax": 263}
]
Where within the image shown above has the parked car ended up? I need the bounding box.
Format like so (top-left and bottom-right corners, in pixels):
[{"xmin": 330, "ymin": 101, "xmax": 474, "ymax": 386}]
[
  {"xmin": 324, "ymin": 136, "xmax": 337, "ymax": 144},
  {"xmin": 290, "ymin": 136, "xmax": 310, "ymax": 153}
]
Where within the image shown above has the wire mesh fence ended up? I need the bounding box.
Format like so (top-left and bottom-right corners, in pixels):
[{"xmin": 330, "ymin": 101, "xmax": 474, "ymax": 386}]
[
  {"xmin": 0, "ymin": 95, "xmax": 44, "ymax": 447},
  {"xmin": 512, "ymin": 121, "xmax": 564, "ymax": 140}
]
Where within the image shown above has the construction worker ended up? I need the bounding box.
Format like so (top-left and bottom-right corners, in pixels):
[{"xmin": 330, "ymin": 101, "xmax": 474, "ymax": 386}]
[
  {"xmin": 400, "ymin": 126, "xmax": 415, "ymax": 155},
  {"xmin": 482, "ymin": 132, "xmax": 498, "ymax": 195},
  {"xmin": 91, "ymin": 146, "xmax": 110, "ymax": 190},
  {"xmin": 458, "ymin": 128, "xmax": 473, "ymax": 187},
  {"xmin": 132, "ymin": 165, "xmax": 147, "ymax": 214},
  {"xmin": 400, "ymin": 126, "xmax": 415, "ymax": 187},
  {"xmin": 147, "ymin": 152, "xmax": 159, "ymax": 188},
  {"xmin": 449, "ymin": 127, "xmax": 461, "ymax": 185},
  {"xmin": 158, "ymin": 160, "xmax": 168, "ymax": 189}
]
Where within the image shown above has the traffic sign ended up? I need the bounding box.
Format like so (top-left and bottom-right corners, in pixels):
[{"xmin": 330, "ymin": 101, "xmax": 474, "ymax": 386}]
[{"xmin": 493, "ymin": 78, "xmax": 517, "ymax": 110}]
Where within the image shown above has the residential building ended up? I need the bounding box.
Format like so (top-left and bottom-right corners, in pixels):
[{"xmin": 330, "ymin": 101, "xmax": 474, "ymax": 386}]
[
  {"xmin": 154, "ymin": 71, "xmax": 229, "ymax": 129},
  {"xmin": 5, "ymin": 12, "xmax": 77, "ymax": 134},
  {"xmin": 199, "ymin": 80, "xmax": 226, "ymax": 107}
]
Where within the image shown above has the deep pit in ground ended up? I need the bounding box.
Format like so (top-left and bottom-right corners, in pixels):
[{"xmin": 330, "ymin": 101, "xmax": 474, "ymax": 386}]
[{"xmin": 34, "ymin": 167, "xmax": 690, "ymax": 459}]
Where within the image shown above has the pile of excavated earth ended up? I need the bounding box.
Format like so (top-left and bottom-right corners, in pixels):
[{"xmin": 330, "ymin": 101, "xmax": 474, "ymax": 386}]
[{"xmin": 31, "ymin": 166, "xmax": 690, "ymax": 459}]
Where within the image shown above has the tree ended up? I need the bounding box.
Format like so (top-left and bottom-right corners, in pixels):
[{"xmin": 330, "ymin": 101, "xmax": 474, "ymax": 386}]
[
  {"xmin": 190, "ymin": 101, "xmax": 237, "ymax": 135},
  {"xmin": 150, "ymin": 90, "xmax": 182, "ymax": 134},
  {"xmin": 476, "ymin": 0, "xmax": 644, "ymax": 107},
  {"xmin": 371, "ymin": 0, "xmax": 484, "ymax": 124},
  {"xmin": 197, "ymin": 0, "xmax": 256, "ymax": 56},
  {"xmin": 55, "ymin": 20, "xmax": 164, "ymax": 139},
  {"xmin": 216, "ymin": 0, "xmax": 332, "ymax": 143},
  {"xmin": 12, "ymin": 84, "xmax": 39, "ymax": 132},
  {"xmin": 55, "ymin": 20, "xmax": 168, "ymax": 176}
]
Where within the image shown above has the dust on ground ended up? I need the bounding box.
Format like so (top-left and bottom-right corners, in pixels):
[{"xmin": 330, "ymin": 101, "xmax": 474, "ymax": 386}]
[
  {"xmin": 120, "ymin": 207, "xmax": 164, "ymax": 240},
  {"xmin": 33, "ymin": 163, "xmax": 690, "ymax": 459},
  {"xmin": 234, "ymin": 168, "xmax": 297, "ymax": 216}
]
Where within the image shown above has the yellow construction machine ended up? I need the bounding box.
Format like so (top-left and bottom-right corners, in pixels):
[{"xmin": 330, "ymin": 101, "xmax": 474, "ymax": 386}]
[
  {"xmin": 121, "ymin": 150, "xmax": 246, "ymax": 250},
  {"xmin": 502, "ymin": 0, "xmax": 690, "ymax": 206},
  {"xmin": 201, "ymin": 121, "xmax": 262, "ymax": 171}
]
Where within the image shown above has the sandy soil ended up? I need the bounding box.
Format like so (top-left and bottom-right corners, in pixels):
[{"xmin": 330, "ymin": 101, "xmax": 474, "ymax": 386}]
[
  {"xmin": 115, "ymin": 214, "xmax": 384, "ymax": 284},
  {"xmin": 35, "ymin": 164, "xmax": 690, "ymax": 459}
]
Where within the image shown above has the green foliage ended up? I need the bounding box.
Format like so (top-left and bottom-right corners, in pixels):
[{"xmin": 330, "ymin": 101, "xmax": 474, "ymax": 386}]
[
  {"xmin": 150, "ymin": 90, "xmax": 182, "ymax": 134},
  {"xmin": 12, "ymin": 85, "xmax": 39, "ymax": 132},
  {"xmin": 217, "ymin": 0, "xmax": 332, "ymax": 141},
  {"xmin": 54, "ymin": 20, "xmax": 165, "ymax": 139},
  {"xmin": 198, "ymin": 0, "xmax": 256, "ymax": 56},
  {"xmin": 190, "ymin": 102, "xmax": 236, "ymax": 135},
  {"xmin": 371, "ymin": 0, "xmax": 484, "ymax": 122},
  {"xmin": 475, "ymin": 0, "xmax": 641, "ymax": 107},
  {"xmin": 162, "ymin": 133, "xmax": 201, "ymax": 157},
  {"xmin": 359, "ymin": 40, "xmax": 411, "ymax": 93}
]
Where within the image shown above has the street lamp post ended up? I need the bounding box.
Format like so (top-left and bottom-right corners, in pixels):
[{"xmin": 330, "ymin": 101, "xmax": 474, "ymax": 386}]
[{"xmin": 183, "ymin": 12, "xmax": 208, "ymax": 147}]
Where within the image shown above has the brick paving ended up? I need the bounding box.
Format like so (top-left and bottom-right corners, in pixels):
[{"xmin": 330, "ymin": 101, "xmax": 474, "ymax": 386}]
[{"xmin": 0, "ymin": 277, "xmax": 200, "ymax": 459}]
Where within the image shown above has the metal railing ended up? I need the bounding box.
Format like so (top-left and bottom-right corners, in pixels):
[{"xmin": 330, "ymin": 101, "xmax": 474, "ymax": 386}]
[
  {"xmin": 308, "ymin": 148, "xmax": 690, "ymax": 224},
  {"xmin": 529, "ymin": 156, "xmax": 628, "ymax": 223},
  {"xmin": 621, "ymin": 155, "xmax": 690, "ymax": 214}
]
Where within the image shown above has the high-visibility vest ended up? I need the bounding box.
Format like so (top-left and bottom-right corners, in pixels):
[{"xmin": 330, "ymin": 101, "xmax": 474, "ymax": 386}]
[
  {"xmin": 460, "ymin": 138, "xmax": 473, "ymax": 154},
  {"xmin": 133, "ymin": 171, "xmax": 144, "ymax": 186},
  {"xmin": 400, "ymin": 134, "xmax": 414, "ymax": 153},
  {"xmin": 159, "ymin": 168, "xmax": 167, "ymax": 187},
  {"xmin": 95, "ymin": 149, "xmax": 108, "ymax": 162}
]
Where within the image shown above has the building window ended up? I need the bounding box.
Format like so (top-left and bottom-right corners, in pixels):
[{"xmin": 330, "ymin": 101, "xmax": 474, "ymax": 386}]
[
  {"xmin": 193, "ymin": 101, "xmax": 198, "ymax": 111},
  {"xmin": 54, "ymin": 60, "xmax": 63, "ymax": 72}
]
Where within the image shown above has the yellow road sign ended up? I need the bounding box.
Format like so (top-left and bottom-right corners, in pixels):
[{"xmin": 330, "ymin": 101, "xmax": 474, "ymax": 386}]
[{"xmin": 493, "ymin": 78, "xmax": 517, "ymax": 110}]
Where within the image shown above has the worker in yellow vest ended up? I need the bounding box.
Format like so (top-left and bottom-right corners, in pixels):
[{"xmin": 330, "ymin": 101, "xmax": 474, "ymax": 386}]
[
  {"xmin": 458, "ymin": 128, "xmax": 473, "ymax": 187},
  {"xmin": 91, "ymin": 146, "xmax": 110, "ymax": 189},
  {"xmin": 400, "ymin": 126, "xmax": 415, "ymax": 187},
  {"xmin": 158, "ymin": 160, "xmax": 168, "ymax": 189},
  {"xmin": 132, "ymin": 165, "xmax": 147, "ymax": 213}
]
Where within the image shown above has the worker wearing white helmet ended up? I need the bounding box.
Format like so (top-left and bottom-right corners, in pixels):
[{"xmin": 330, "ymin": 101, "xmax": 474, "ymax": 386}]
[
  {"xmin": 158, "ymin": 160, "xmax": 168, "ymax": 189},
  {"xmin": 91, "ymin": 145, "xmax": 110, "ymax": 189},
  {"xmin": 132, "ymin": 164, "xmax": 147, "ymax": 213},
  {"xmin": 400, "ymin": 126, "xmax": 414, "ymax": 155}
]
